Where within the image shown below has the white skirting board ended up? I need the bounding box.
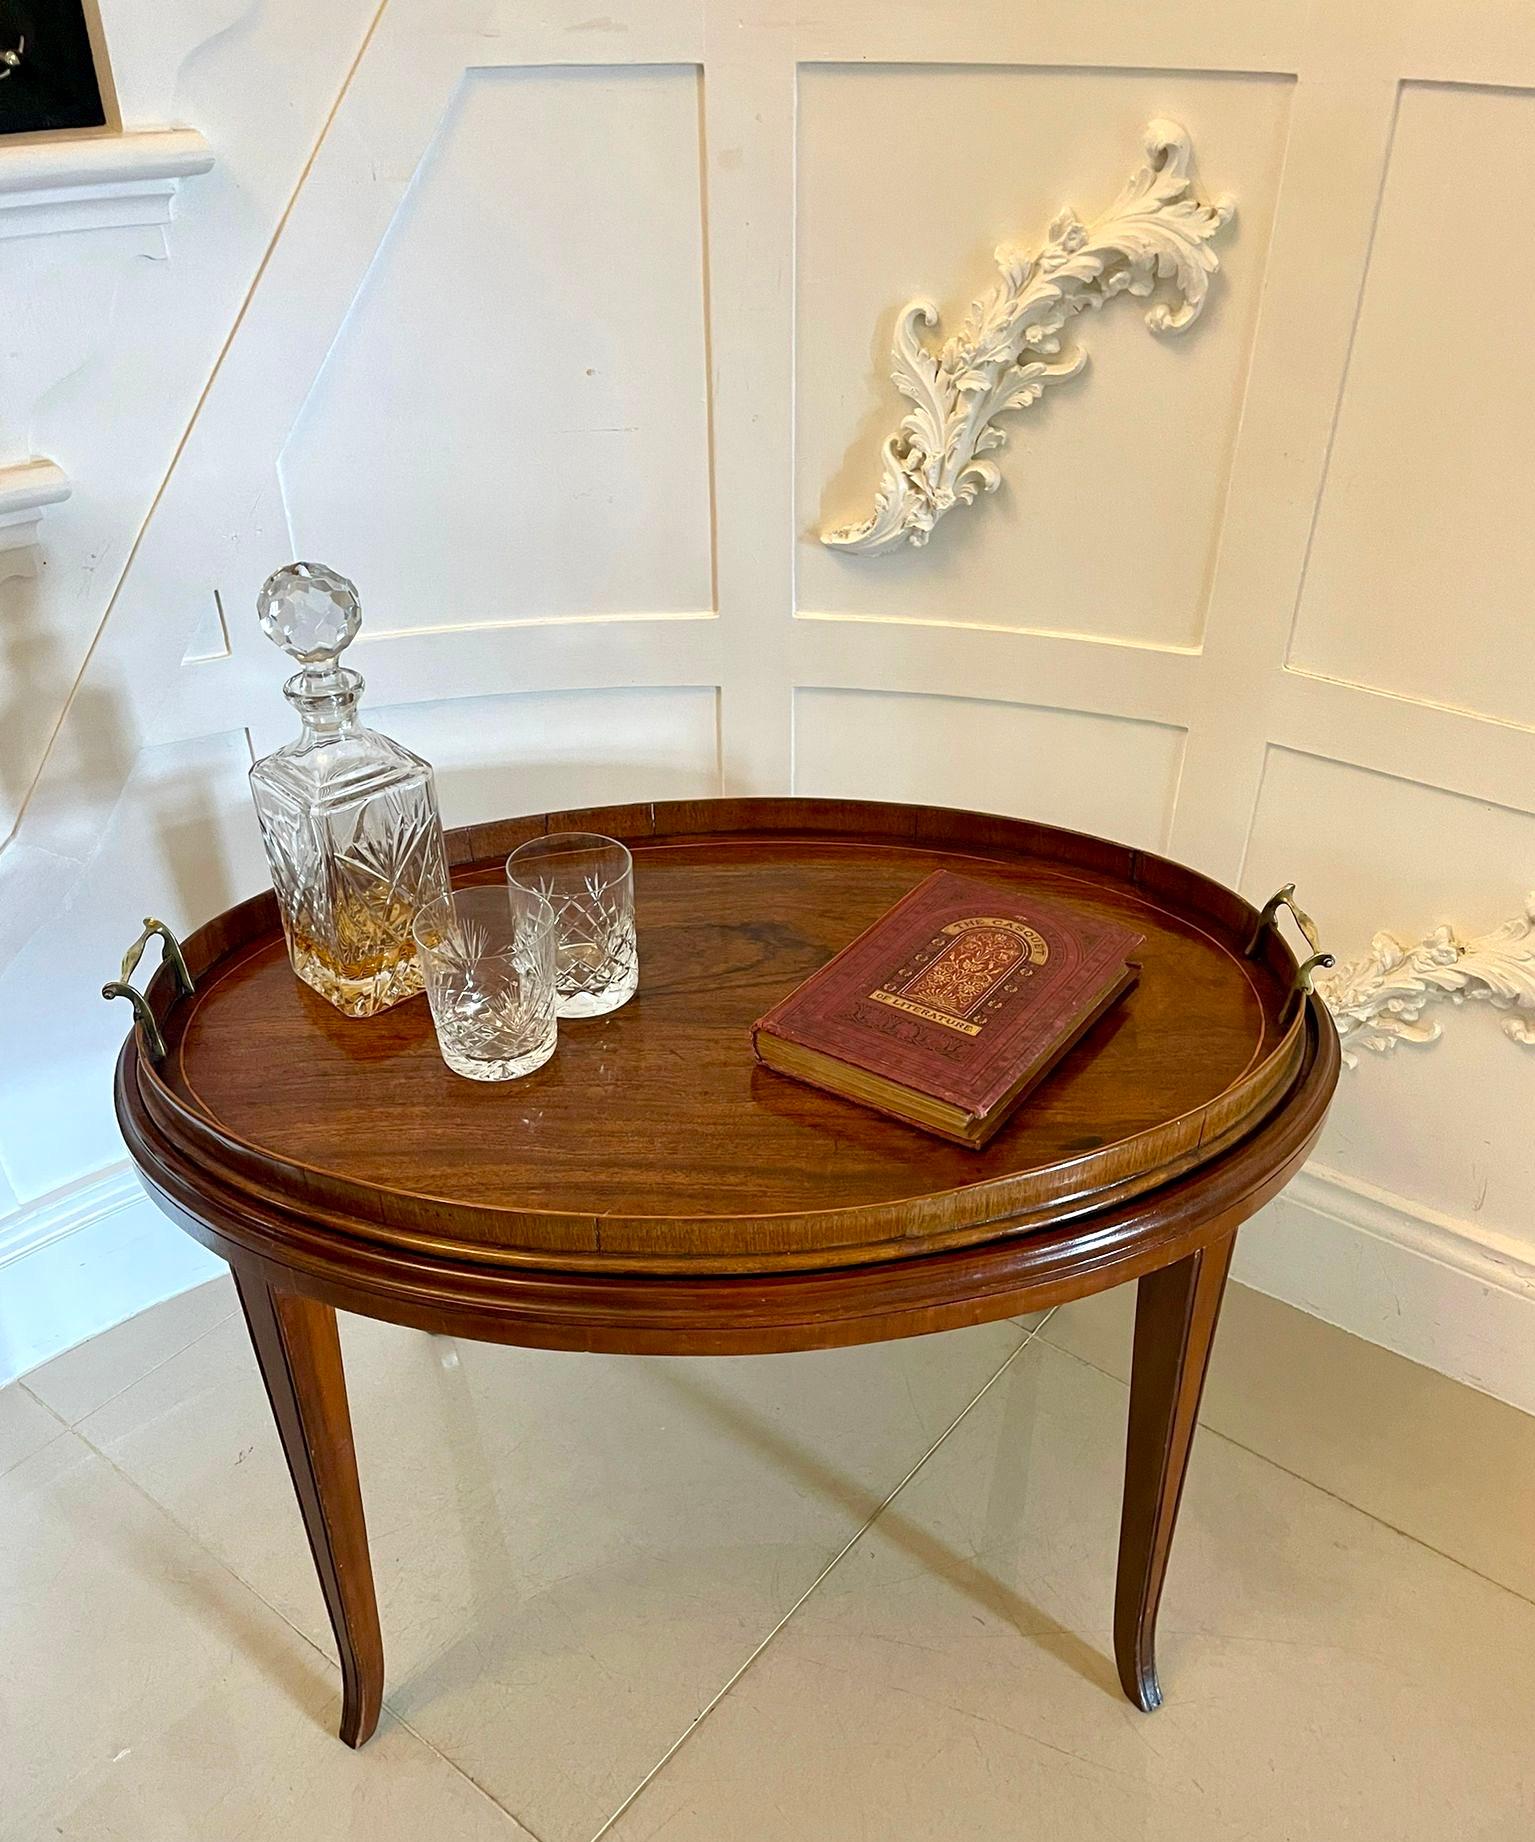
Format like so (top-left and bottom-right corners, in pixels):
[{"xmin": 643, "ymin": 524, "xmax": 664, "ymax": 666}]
[
  {"xmin": 2, "ymin": 1157, "xmax": 1532, "ymax": 1413},
  {"xmin": 1233, "ymin": 1167, "xmax": 1535, "ymax": 1417},
  {"xmin": 0, "ymin": 1164, "xmax": 223, "ymax": 1386}
]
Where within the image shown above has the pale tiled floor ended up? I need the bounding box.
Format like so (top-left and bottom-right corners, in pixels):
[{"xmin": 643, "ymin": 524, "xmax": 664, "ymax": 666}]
[{"xmin": 4, "ymin": 1275, "xmax": 1533, "ymax": 1841}]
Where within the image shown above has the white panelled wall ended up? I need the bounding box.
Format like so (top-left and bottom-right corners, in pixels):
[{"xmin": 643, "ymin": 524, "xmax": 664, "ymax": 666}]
[{"xmin": 2, "ymin": 0, "xmax": 1533, "ymax": 1410}]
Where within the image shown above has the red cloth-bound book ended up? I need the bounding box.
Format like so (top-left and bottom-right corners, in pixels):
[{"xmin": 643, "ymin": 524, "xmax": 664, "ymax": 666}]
[{"xmin": 751, "ymin": 869, "xmax": 1143, "ymax": 1148}]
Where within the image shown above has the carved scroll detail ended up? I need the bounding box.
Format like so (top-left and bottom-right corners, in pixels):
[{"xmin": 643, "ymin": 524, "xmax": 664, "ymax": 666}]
[
  {"xmin": 1316, "ymin": 898, "xmax": 1535, "ymax": 1067},
  {"xmin": 820, "ymin": 119, "xmax": 1234, "ymax": 557}
]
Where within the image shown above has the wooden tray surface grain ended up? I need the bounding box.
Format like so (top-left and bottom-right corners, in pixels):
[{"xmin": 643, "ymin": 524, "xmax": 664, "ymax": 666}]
[{"xmin": 120, "ymin": 799, "xmax": 1319, "ymax": 1276}]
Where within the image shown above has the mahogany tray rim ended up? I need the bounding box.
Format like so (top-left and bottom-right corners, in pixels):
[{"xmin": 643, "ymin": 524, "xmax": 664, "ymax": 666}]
[
  {"xmin": 117, "ymin": 1002, "xmax": 1338, "ymax": 1355},
  {"xmin": 115, "ymin": 797, "xmax": 1331, "ymax": 1278}
]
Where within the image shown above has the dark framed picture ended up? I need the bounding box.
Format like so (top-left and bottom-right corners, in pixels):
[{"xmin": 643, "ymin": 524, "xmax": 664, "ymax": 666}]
[{"xmin": 0, "ymin": 1, "xmax": 109, "ymax": 138}]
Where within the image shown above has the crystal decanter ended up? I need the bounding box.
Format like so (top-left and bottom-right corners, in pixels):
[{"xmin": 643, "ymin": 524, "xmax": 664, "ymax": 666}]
[{"xmin": 249, "ymin": 562, "xmax": 450, "ymax": 1018}]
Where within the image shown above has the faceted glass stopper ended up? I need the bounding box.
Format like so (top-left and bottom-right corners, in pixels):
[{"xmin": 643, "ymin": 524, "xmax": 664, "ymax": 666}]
[{"xmin": 257, "ymin": 561, "xmax": 362, "ymax": 666}]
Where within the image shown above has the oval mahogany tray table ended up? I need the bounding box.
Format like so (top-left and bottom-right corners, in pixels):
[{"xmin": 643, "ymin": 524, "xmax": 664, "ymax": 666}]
[{"xmin": 112, "ymin": 798, "xmax": 1340, "ymax": 1747}]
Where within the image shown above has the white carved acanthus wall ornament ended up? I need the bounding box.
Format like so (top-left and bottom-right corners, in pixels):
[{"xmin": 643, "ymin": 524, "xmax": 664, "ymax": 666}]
[
  {"xmin": 821, "ymin": 119, "xmax": 1235, "ymax": 556},
  {"xmin": 1316, "ymin": 898, "xmax": 1535, "ymax": 1067}
]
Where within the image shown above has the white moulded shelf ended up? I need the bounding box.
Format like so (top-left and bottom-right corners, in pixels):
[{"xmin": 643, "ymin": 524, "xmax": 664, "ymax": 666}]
[
  {"xmin": 0, "ymin": 459, "xmax": 71, "ymax": 582},
  {"xmin": 0, "ymin": 126, "xmax": 213, "ymax": 239}
]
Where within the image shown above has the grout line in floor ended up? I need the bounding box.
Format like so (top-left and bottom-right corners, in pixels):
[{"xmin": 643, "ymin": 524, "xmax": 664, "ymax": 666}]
[
  {"xmin": 585, "ymin": 1309, "xmax": 1058, "ymax": 1842},
  {"xmin": 43, "ymin": 1303, "xmax": 1047, "ymax": 1842},
  {"xmin": 1039, "ymin": 1333, "xmax": 1535, "ymax": 1615},
  {"xmin": 0, "ymin": 1421, "xmax": 71, "ymax": 1481},
  {"xmin": 379, "ymin": 1703, "xmax": 552, "ymax": 1842},
  {"xmin": 65, "ymin": 1413, "xmax": 545, "ymax": 1841},
  {"xmin": 21, "ymin": 1287, "xmax": 240, "ymax": 1430},
  {"xmin": 12, "ymin": 1382, "xmax": 69, "ymax": 1428}
]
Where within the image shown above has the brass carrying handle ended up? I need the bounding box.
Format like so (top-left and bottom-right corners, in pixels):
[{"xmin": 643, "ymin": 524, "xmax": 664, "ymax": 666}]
[
  {"xmin": 101, "ymin": 917, "xmax": 194, "ymax": 1063},
  {"xmin": 1247, "ymin": 882, "xmax": 1335, "ymax": 1006}
]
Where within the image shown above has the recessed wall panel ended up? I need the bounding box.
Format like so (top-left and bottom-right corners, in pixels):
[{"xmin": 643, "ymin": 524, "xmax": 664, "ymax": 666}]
[
  {"xmin": 1242, "ymin": 745, "xmax": 1535, "ymax": 1236},
  {"xmin": 796, "ymin": 64, "xmax": 1293, "ymax": 644},
  {"xmin": 793, "ymin": 687, "xmax": 1184, "ymax": 850},
  {"xmin": 1289, "ymin": 83, "xmax": 1535, "ymax": 727},
  {"xmin": 280, "ymin": 66, "xmax": 714, "ymax": 628},
  {"xmin": 0, "ymin": 729, "xmax": 271, "ymax": 1200},
  {"xmin": 376, "ymin": 685, "xmax": 721, "ymax": 827}
]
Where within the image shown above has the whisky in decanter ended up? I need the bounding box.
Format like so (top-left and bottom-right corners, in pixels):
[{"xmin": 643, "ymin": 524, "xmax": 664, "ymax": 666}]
[{"xmin": 249, "ymin": 562, "xmax": 450, "ymax": 1018}]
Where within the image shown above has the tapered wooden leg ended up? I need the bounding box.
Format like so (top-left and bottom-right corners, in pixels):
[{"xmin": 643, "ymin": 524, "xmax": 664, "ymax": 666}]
[
  {"xmin": 1114, "ymin": 1231, "xmax": 1235, "ymax": 1712},
  {"xmin": 234, "ymin": 1267, "xmax": 383, "ymax": 1747}
]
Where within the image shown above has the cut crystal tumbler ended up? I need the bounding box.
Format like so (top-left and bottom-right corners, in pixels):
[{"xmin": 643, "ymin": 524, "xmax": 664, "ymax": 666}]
[
  {"xmin": 412, "ymin": 885, "xmax": 559, "ymax": 1081},
  {"xmin": 506, "ymin": 832, "xmax": 638, "ymax": 1018}
]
